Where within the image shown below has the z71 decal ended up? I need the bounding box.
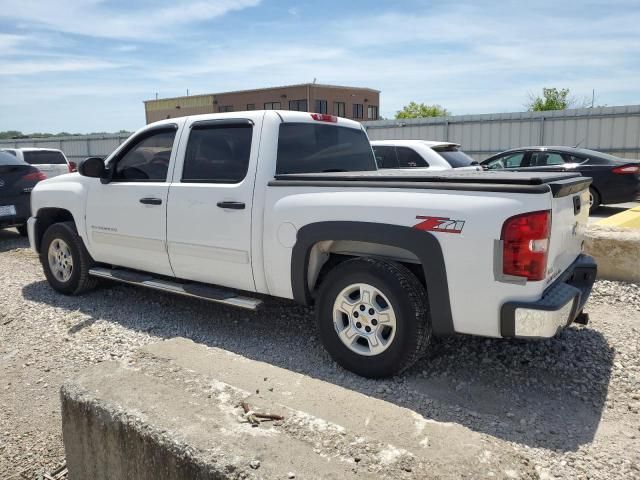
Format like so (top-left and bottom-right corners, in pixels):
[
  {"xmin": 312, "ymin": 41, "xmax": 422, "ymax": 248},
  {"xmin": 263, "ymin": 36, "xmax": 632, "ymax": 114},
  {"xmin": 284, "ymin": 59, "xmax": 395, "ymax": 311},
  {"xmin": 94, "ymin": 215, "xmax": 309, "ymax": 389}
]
[{"xmin": 414, "ymin": 216, "xmax": 465, "ymax": 234}]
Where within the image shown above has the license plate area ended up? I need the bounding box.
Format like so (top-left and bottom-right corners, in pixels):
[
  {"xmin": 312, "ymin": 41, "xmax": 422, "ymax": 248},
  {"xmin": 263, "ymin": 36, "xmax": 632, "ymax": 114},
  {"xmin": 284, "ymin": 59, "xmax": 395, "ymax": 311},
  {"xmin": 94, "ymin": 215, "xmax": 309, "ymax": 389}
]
[{"xmin": 0, "ymin": 205, "xmax": 17, "ymax": 217}]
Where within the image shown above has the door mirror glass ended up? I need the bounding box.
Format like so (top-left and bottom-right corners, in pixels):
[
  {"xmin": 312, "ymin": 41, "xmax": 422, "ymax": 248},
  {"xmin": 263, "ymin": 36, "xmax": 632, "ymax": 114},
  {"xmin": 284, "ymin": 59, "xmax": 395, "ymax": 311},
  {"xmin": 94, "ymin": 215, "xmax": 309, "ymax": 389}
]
[{"xmin": 79, "ymin": 157, "xmax": 106, "ymax": 178}]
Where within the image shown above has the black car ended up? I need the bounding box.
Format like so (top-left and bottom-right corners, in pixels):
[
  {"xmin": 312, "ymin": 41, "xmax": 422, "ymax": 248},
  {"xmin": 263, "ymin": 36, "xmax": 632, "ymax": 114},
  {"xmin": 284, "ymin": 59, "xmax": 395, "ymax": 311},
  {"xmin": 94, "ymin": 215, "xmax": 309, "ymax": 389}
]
[
  {"xmin": 0, "ymin": 151, "xmax": 46, "ymax": 236},
  {"xmin": 482, "ymin": 146, "xmax": 640, "ymax": 212}
]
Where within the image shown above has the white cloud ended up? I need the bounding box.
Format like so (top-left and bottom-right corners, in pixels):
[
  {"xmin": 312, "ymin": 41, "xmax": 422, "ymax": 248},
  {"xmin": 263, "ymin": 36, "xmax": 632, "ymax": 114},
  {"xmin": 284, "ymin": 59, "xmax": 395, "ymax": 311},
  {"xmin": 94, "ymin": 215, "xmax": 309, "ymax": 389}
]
[
  {"xmin": 0, "ymin": 0, "xmax": 262, "ymax": 40},
  {"xmin": 0, "ymin": 58, "xmax": 124, "ymax": 76},
  {"xmin": 0, "ymin": 33, "xmax": 28, "ymax": 54},
  {"xmin": 157, "ymin": 45, "xmax": 345, "ymax": 78}
]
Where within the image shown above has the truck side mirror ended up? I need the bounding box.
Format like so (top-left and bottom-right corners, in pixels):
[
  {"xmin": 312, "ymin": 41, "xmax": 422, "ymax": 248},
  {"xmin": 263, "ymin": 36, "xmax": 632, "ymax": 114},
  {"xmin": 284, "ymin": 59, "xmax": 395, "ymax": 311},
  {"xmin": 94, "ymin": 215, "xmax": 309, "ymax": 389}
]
[{"xmin": 79, "ymin": 157, "xmax": 106, "ymax": 178}]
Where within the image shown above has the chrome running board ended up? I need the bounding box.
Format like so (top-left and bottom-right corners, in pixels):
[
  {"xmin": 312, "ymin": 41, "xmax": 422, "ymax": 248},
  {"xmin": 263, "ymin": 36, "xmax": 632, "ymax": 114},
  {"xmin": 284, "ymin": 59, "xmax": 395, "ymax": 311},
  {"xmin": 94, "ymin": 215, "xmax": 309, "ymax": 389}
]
[{"xmin": 89, "ymin": 267, "xmax": 262, "ymax": 311}]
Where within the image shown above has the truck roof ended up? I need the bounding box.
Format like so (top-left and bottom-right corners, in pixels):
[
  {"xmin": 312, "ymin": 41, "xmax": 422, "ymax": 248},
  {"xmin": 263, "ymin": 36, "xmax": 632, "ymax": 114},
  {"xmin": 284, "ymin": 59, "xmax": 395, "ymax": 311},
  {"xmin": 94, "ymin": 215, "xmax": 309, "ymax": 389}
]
[
  {"xmin": 147, "ymin": 110, "xmax": 364, "ymax": 130},
  {"xmin": 370, "ymin": 140, "xmax": 461, "ymax": 148}
]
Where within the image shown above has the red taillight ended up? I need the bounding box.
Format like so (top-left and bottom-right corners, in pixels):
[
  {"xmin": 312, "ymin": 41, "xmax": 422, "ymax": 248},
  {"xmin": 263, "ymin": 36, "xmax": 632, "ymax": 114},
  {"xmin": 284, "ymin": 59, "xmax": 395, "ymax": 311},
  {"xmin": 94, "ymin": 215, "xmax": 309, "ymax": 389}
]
[
  {"xmin": 612, "ymin": 164, "xmax": 640, "ymax": 174},
  {"xmin": 501, "ymin": 210, "xmax": 551, "ymax": 281},
  {"xmin": 311, "ymin": 113, "xmax": 338, "ymax": 123},
  {"xmin": 68, "ymin": 161, "xmax": 77, "ymax": 172},
  {"xmin": 23, "ymin": 170, "xmax": 47, "ymax": 182}
]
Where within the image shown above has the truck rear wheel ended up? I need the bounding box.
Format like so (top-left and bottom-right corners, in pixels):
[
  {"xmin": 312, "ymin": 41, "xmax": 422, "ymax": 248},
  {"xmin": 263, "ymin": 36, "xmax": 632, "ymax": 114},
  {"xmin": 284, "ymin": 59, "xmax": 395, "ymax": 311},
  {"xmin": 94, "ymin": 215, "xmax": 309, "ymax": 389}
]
[
  {"xmin": 316, "ymin": 257, "xmax": 432, "ymax": 378},
  {"xmin": 40, "ymin": 222, "xmax": 98, "ymax": 295}
]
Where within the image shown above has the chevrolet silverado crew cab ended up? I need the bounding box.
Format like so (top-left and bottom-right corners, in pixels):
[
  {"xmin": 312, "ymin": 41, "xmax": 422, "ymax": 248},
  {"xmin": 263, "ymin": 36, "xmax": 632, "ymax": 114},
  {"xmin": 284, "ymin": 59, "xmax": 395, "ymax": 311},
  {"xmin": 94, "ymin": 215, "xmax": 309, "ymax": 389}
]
[{"xmin": 27, "ymin": 111, "xmax": 597, "ymax": 377}]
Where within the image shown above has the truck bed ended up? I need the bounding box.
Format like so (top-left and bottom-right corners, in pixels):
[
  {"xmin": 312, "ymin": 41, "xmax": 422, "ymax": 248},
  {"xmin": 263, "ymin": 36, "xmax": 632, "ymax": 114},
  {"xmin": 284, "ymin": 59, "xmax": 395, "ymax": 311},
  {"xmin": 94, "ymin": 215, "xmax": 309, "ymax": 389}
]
[{"xmin": 271, "ymin": 170, "xmax": 592, "ymax": 198}]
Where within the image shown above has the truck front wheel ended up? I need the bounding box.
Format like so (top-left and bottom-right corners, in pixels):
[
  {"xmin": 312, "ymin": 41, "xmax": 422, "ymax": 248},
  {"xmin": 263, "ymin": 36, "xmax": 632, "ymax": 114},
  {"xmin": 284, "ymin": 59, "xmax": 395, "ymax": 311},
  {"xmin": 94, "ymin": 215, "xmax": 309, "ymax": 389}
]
[
  {"xmin": 40, "ymin": 222, "xmax": 98, "ymax": 295},
  {"xmin": 316, "ymin": 257, "xmax": 432, "ymax": 378}
]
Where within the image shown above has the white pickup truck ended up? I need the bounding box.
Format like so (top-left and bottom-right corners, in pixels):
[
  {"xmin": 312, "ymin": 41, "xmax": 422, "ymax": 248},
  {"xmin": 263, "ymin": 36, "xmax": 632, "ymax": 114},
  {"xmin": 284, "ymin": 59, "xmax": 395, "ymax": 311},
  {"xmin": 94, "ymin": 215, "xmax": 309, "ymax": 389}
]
[{"xmin": 27, "ymin": 111, "xmax": 597, "ymax": 377}]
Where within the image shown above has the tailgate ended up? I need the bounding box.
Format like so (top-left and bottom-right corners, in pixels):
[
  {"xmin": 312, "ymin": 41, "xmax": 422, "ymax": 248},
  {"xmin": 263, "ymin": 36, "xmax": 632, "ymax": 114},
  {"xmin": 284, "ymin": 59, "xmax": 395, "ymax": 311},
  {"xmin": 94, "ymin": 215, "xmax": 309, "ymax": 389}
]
[{"xmin": 546, "ymin": 181, "xmax": 590, "ymax": 282}]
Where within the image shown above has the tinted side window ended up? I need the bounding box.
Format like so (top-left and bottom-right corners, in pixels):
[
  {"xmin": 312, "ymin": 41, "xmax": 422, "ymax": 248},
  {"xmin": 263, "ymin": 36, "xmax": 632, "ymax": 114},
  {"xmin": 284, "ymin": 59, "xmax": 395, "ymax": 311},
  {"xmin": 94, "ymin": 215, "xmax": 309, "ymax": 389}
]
[
  {"xmin": 396, "ymin": 147, "xmax": 428, "ymax": 168},
  {"xmin": 3, "ymin": 150, "xmax": 17, "ymax": 157},
  {"xmin": 276, "ymin": 123, "xmax": 376, "ymax": 174},
  {"xmin": 182, "ymin": 125, "xmax": 253, "ymax": 183},
  {"xmin": 23, "ymin": 151, "xmax": 67, "ymax": 165},
  {"xmin": 563, "ymin": 154, "xmax": 586, "ymax": 164},
  {"xmin": 113, "ymin": 130, "xmax": 175, "ymax": 181},
  {"xmin": 372, "ymin": 145, "xmax": 399, "ymax": 169},
  {"xmin": 486, "ymin": 152, "xmax": 525, "ymax": 169},
  {"xmin": 529, "ymin": 152, "xmax": 564, "ymax": 166}
]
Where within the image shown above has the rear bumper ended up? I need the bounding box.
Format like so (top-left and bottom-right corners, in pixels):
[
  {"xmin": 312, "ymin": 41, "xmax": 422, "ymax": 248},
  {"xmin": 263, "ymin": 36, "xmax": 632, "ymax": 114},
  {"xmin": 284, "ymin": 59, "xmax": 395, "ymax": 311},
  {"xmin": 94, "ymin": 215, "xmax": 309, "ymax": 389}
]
[
  {"xmin": 0, "ymin": 195, "xmax": 30, "ymax": 229},
  {"xmin": 500, "ymin": 254, "xmax": 597, "ymax": 338}
]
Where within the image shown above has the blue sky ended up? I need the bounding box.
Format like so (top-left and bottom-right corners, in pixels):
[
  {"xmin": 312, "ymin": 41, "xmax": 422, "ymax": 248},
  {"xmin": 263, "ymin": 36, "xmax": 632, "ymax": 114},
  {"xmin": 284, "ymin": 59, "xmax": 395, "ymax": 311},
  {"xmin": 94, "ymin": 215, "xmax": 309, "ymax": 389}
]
[{"xmin": 0, "ymin": 0, "xmax": 639, "ymax": 133}]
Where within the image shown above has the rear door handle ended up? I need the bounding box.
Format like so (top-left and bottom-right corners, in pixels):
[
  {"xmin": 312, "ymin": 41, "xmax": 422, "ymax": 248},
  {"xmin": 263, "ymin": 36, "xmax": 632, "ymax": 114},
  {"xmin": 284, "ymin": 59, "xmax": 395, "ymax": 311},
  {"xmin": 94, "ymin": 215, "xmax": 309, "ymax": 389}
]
[
  {"xmin": 139, "ymin": 197, "xmax": 162, "ymax": 205},
  {"xmin": 217, "ymin": 201, "xmax": 245, "ymax": 210}
]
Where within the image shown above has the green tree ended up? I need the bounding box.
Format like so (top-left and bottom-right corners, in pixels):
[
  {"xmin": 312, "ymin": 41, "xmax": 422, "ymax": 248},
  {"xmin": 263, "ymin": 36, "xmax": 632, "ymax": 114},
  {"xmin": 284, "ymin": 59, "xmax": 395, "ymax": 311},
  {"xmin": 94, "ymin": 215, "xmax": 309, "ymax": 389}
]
[
  {"xmin": 0, "ymin": 130, "xmax": 24, "ymax": 139},
  {"xmin": 395, "ymin": 102, "xmax": 450, "ymax": 119},
  {"xmin": 526, "ymin": 87, "xmax": 581, "ymax": 111}
]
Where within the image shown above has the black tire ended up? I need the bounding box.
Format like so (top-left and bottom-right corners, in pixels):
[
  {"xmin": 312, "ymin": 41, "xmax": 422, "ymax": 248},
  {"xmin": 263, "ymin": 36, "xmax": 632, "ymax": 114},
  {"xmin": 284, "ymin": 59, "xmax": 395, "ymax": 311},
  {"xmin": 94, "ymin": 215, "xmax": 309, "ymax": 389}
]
[
  {"xmin": 40, "ymin": 221, "xmax": 98, "ymax": 295},
  {"xmin": 16, "ymin": 225, "xmax": 28, "ymax": 237},
  {"xmin": 589, "ymin": 187, "xmax": 601, "ymax": 213},
  {"xmin": 316, "ymin": 257, "xmax": 432, "ymax": 378}
]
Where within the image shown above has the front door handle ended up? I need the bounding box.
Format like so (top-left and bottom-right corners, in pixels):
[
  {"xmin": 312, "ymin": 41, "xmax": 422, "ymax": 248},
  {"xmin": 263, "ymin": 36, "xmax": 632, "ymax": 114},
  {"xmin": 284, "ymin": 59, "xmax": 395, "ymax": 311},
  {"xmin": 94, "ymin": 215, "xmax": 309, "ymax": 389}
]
[
  {"xmin": 217, "ymin": 201, "xmax": 245, "ymax": 210},
  {"xmin": 139, "ymin": 197, "xmax": 162, "ymax": 205}
]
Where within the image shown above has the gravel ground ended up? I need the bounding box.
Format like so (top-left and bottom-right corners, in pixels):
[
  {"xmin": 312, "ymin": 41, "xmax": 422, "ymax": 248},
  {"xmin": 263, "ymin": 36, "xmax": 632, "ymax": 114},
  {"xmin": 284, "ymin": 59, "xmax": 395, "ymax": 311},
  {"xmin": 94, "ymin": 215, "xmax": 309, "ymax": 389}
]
[{"xmin": 0, "ymin": 228, "xmax": 639, "ymax": 479}]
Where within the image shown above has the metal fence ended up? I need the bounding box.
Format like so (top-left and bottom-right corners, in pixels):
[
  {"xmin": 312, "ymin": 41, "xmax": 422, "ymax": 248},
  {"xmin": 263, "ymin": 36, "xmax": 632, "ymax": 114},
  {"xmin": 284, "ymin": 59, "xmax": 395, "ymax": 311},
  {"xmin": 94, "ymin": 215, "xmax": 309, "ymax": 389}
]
[
  {"xmin": 363, "ymin": 104, "xmax": 640, "ymax": 160},
  {"xmin": 2, "ymin": 104, "xmax": 640, "ymax": 163},
  {"xmin": 0, "ymin": 133, "xmax": 131, "ymax": 163}
]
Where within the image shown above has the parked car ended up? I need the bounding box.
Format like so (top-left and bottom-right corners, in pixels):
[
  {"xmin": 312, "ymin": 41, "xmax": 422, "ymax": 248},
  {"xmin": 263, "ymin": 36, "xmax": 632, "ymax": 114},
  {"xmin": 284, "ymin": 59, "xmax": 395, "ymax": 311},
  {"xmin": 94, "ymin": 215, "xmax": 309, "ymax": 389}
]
[
  {"xmin": 371, "ymin": 140, "xmax": 481, "ymax": 171},
  {"xmin": 27, "ymin": 111, "xmax": 595, "ymax": 378},
  {"xmin": 1, "ymin": 148, "xmax": 76, "ymax": 178},
  {"xmin": 481, "ymin": 146, "xmax": 640, "ymax": 212},
  {"xmin": 0, "ymin": 151, "xmax": 46, "ymax": 236}
]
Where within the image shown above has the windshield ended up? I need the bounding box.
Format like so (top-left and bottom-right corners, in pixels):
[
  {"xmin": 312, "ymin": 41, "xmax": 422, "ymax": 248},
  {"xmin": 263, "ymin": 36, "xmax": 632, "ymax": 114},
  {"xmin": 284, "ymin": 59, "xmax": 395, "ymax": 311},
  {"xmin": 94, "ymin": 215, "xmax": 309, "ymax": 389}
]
[
  {"xmin": 23, "ymin": 150, "xmax": 67, "ymax": 165},
  {"xmin": 276, "ymin": 123, "xmax": 377, "ymax": 174},
  {"xmin": 432, "ymin": 145, "xmax": 476, "ymax": 168}
]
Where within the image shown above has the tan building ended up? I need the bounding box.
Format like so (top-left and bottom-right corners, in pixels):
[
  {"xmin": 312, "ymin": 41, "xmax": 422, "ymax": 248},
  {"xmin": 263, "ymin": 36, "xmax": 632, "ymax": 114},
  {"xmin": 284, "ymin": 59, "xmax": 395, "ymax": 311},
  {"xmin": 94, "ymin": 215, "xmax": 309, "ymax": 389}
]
[{"xmin": 144, "ymin": 83, "xmax": 380, "ymax": 124}]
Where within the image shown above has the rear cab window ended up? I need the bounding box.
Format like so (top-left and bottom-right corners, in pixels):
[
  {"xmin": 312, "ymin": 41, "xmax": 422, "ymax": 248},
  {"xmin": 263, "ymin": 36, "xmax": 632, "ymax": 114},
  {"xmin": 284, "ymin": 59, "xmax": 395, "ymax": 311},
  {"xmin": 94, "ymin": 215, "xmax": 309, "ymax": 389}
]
[
  {"xmin": 432, "ymin": 145, "xmax": 476, "ymax": 168},
  {"xmin": 23, "ymin": 150, "xmax": 67, "ymax": 165},
  {"xmin": 182, "ymin": 123, "xmax": 253, "ymax": 183},
  {"xmin": 276, "ymin": 123, "xmax": 376, "ymax": 174}
]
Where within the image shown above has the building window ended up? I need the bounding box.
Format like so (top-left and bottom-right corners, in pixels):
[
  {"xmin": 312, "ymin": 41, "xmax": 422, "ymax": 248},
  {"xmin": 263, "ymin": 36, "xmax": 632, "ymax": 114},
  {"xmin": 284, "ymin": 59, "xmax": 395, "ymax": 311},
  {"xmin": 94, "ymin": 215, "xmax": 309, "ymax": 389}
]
[
  {"xmin": 352, "ymin": 103, "xmax": 364, "ymax": 119},
  {"xmin": 367, "ymin": 105, "xmax": 378, "ymax": 120},
  {"xmin": 218, "ymin": 105, "xmax": 233, "ymax": 112},
  {"xmin": 264, "ymin": 102, "xmax": 281, "ymax": 110},
  {"xmin": 333, "ymin": 102, "xmax": 345, "ymax": 117},
  {"xmin": 289, "ymin": 99, "xmax": 308, "ymax": 111},
  {"xmin": 315, "ymin": 99, "xmax": 328, "ymax": 114},
  {"xmin": 246, "ymin": 104, "xmax": 255, "ymax": 110}
]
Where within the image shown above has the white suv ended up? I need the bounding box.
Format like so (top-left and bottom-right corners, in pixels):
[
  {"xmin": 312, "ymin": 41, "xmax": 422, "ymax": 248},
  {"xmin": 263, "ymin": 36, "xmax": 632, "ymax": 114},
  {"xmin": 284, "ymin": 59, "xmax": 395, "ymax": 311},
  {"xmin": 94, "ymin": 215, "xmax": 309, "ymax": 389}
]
[
  {"xmin": 371, "ymin": 140, "xmax": 481, "ymax": 172},
  {"xmin": 1, "ymin": 148, "xmax": 75, "ymax": 178}
]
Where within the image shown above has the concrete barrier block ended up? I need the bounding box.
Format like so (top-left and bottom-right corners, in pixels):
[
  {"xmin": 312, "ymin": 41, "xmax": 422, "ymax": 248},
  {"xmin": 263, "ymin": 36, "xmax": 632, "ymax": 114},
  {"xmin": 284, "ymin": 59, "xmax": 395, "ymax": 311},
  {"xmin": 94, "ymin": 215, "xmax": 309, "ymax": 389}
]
[
  {"xmin": 61, "ymin": 338, "xmax": 534, "ymax": 479},
  {"xmin": 584, "ymin": 225, "xmax": 640, "ymax": 283}
]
